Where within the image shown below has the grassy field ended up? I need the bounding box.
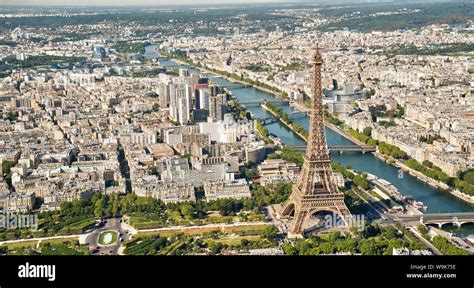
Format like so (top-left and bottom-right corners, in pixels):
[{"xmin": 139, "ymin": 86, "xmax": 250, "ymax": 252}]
[
  {"xmin": 0, "ymin": 236, "xmax": 79, "ymax": 250},
  {"xmin": 129, "ymin": 211, "xmax": 266, "ymax": 230},
  {"xmin": 98, "ymin": 231, "xmax": 119, "ymax": 246},
  {"xmin": 40, "ymin": 237, "xmax": 78, "ymax": 247},
  {"xmin": 205, "ymin": 235, "xmax": 261, "ymax": 246},
  {"xmin": 123, "ymin": 226, "xmax": 276, "ymax": 255},
  {"xmin": 2, "ymin": 240, "xmax": 38, "ymax": 250},
  {"xmin": 136, "ymin": 224, "xmax": 271, "ymax": 238}
]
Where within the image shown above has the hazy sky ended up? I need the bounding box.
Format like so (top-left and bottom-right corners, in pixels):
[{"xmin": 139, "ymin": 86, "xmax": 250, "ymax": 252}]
[{"xmin": 2, "ymin": 0, "xmax": 297, "ymax": 6}]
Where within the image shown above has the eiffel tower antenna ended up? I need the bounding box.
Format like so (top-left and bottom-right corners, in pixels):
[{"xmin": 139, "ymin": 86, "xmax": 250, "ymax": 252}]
[{"xmin": 279, "ymin": 47, "xmax": 352, "ymax": 238}]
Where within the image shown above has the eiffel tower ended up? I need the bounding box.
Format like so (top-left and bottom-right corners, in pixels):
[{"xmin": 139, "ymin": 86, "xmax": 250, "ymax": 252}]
[{"xmin": 280, "ymin": 47, "xmax": 352, "ymax": 237}]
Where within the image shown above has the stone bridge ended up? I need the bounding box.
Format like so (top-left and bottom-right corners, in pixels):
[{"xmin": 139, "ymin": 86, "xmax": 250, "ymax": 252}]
[
  {"xmin": 392, "ymin": 212, "xmax": 474, "ymax": 228},
  {"xmin": 290, "ymin": 145, "xmax": 376, "ymax": 154}
]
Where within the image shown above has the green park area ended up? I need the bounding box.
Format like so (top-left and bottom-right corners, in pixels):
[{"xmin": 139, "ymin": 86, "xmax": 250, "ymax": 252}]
[
  {"xmin": 123, "ymin": 225, "xmax": 279, "ymax": 255},
  {"xmin": 0, "ymin": 238, "xmax": 89, "ymax": 255}
]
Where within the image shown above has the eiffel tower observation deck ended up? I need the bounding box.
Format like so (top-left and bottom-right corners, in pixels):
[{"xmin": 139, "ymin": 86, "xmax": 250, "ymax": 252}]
[{"xmin": 279, "ymin": 47, "xmax": 352, "ymax": 238}]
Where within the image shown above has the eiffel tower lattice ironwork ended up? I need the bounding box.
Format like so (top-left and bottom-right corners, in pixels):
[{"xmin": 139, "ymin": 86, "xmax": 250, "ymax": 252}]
[{"xmin": 280, "ymin": 47, "xmax": 352, "ymax": 237}]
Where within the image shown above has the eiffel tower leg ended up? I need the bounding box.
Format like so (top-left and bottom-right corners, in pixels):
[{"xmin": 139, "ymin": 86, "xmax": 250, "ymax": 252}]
[
  {"xmin": 289, "ymin": 210, "xmax": 307, "ymax": 238},
  {"xmin": 279, "ymin": 196, "xmax": 296, "ymax": 217},
  {"xmin": 337, "ymin": 205, "xmax": 354, "ymax": 228}
]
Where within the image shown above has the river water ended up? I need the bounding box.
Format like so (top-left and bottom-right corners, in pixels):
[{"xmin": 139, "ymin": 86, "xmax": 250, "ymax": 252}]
[{"xmin": 144, "ymin": 45, "xmax": 474, "ymax": 237}]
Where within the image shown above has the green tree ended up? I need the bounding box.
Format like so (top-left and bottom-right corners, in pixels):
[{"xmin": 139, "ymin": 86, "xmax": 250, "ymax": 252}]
[
  {"xmin": 209, "ymin": 242, "xmax": 224, "ymax": 255},
  {"xmin": 359, "ymin": 239, "xmax": 386, "ymax": 255},
  {"xmin": 244, "ymin": 169, "xmax": 258, "ymax": 180},
  {"xmin": 94, "ymin": 198, "xmax": 106, "ymax": 218},
  {"xmin": 462, "ymin": 171, "xmax": 474, "ymax": 185},
  {"xmin": 362, "ymin": 127, "xmax": 372, "ymax": 137},
  {"xmin": 417, "ymin": 224, "xmax": 429, "ymax": 237},
  {"xmin": 282, "ymin": 242, "xmax": 298, "ymax": 255},
  {"xmin": 261, "ymin": 225, "xmax": 279, "ymax": 241},
  {"xmin": 354, "ymin": 175, "xmax": 369, "ymax": 190}
]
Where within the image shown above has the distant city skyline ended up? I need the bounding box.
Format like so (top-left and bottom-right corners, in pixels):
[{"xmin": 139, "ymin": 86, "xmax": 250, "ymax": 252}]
[
  {"xmin": 1, "ymin": 0, "xmax": 297, "ymax": 6},
  {"xmin": 0, "ymin": 0, "xmax": 456, "ymax": 7},
  {"xmin": 0, "ymin": 0, "xmax": 393, "ymax": 5}
]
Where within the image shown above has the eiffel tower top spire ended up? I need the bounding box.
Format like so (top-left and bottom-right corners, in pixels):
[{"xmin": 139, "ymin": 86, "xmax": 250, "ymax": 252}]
[
  {"xmin": 306, "ymin": 45, "xmax": 329, "ymax": 162},
  {"xmin": 313, "ymin": 44, "xmax": 323, "ymax": 64}
]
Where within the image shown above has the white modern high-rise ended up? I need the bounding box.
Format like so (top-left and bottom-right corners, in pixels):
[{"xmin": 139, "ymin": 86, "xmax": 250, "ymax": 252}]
[{"xmin": 197, "ymin": 88, "xmax": 209, "ymax": 110}]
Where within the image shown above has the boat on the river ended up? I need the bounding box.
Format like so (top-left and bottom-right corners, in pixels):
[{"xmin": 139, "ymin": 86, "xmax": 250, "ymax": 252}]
[
  {"xmin": 269, "ymin": 133, "xmax": 284, "ymax": 147},
  {"xmin": 467, "ymin": 235, "xmax": 474, "ymax": 244},
  {"xmin": 374, "ymin": 177, "xmax": 401, "ymax": 195},
  {"xmin": 404, "ymin": 196, "xmax": 428, "ymax": 210}
]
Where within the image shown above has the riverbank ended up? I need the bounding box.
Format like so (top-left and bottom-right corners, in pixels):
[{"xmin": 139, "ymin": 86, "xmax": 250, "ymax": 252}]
[
  {"xmin": 373, "ymin": 149, "xmax": 474, "ymax": 204},
  {"xmin": 262, "ymin": 100, "xmax": 368, "ymax": 148},
  {"xmin": 168, "ymin": 56, "xmax": 289, "ymax": 100},
  {"xmin": 260, "ymin": 102, "xmax": 308, "ymax": 142},
  {"xmin": 388, "ymin": 154, "xmax": 474, "ymax": 204},
  {"xmin": 276, "ymin": 95, "xmax": 369, "ymax": 147},
  {"xmin": 324, "ymin": 122, "xmax": 367, "ymax": 147}
]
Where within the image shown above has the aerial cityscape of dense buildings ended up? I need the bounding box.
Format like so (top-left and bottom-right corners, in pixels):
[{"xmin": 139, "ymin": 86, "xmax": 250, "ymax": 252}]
[{"xmin": 0, "ymin": 1, "xmax": 473, "ymax": 260}]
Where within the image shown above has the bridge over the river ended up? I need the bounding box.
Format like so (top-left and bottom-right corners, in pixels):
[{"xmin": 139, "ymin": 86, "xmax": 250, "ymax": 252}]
[
  {"xmin": 392, "ymin": 212, "xmax": 474, "ymax": 228},
  {"xmin": 240, "ymin": 100, "xmax": 291, "ymax": 107},
  {"xmin": 256, "ymin": 110, "xmax": 308, "ymax": 125},
  {"xmin": 218, "ymin": 84, "xmax": 253, "ymax": 90},
  {"xmin": 289, "ymin": 145, "xmax": 376, "ymax": 154}
]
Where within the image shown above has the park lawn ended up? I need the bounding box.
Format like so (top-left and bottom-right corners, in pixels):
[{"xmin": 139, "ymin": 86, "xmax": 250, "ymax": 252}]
[
  {"xmin": 130, "ymin": 214, "xmax": 234, "ymax": 230},
  {"xmin": 63, "ymin": 218, "xmax": 96, "ymax": 232},
  {"xmin": 205, "ymin": 215, "xmax": 235, "ymax": 224},
  {"xmin": 40, "ymin": 243, "xmax": 86, "ymax": 255},
  {"xmin": 128, "ymin": 212, "xmax": 167, "ymax": 229},
  {"xmin": 135, "ymin": 224, "xmax": 270, "ymax": 239},
  {"xmin": 135, "ymin": 227, "xmax": 224, "ymax": 238},
  {"xmin": 206, "ymin": 235, "xmax": 261, "ymax": 246},
  {"xmin": 129, "ymin": 217, "xmax": 165, "ymax": 230},
  {"xmin": 98, "ymin": 231, "xmax": 118, "ymax": 245},
  {"xmin": 221, "ymin": 224, "xmax": 269, "ymax": 234},
  {"xmin": 40, "ymin": 237, "xmax": 78, "ymax": 247},
  {"xmin": 3, "ymin": 240, "xmax": 38, "ymax": 250},
  {"xmin": 48, "ymin": 215, "xmax": 96, "ymax": 235}
]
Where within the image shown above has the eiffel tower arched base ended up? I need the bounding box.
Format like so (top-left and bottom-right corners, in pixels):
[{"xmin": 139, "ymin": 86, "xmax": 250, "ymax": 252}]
[{"xmin": 279, "ymin": 193, "xmax": 353, "ymax": 237}]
